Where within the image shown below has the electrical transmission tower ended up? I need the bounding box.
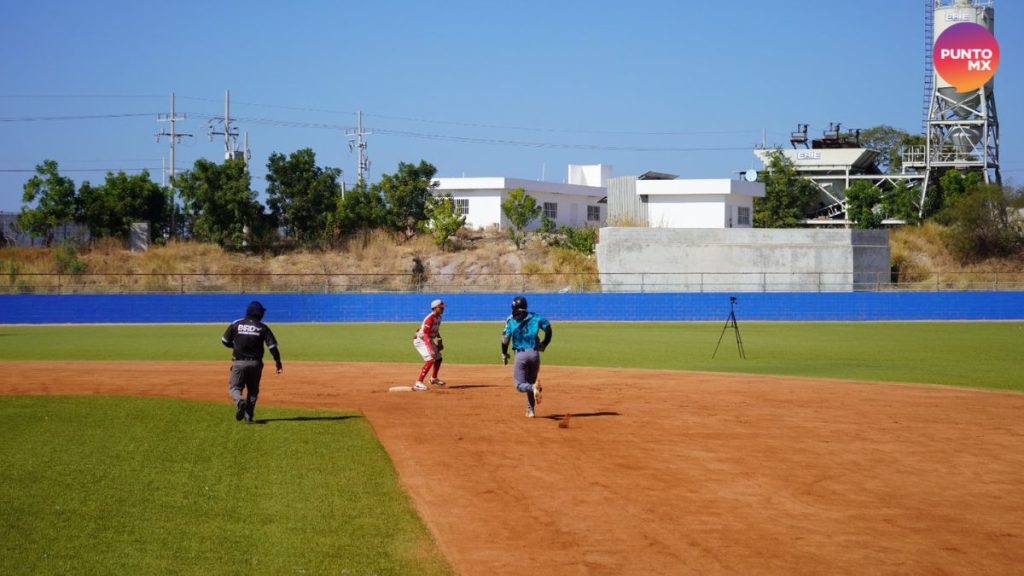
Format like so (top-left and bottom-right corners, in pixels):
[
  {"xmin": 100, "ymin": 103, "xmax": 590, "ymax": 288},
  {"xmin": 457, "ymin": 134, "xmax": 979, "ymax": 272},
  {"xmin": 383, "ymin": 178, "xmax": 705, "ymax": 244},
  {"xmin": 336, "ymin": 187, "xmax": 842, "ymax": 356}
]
[
  {"xmin": 346, "ymin": 110, "xmax": 372, "ymax": 183},
  {"xmin": 155, "ymin": 92, "xmax": 192, "ymax": 236},
  {"xmin": 208, "ymin": 89, "xmax": 249, "ymax": 168}
]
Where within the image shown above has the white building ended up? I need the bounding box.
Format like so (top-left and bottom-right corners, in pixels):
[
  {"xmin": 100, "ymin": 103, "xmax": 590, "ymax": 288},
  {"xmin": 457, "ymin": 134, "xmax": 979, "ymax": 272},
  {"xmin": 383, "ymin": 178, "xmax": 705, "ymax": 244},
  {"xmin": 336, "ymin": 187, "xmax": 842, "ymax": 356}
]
[
  {"xmin": 433, "ymin": 164, "xmax": 609, "ymax": 231},
  {"xmin": 607, "ymin": 174, "xmax": 765, "ymax": 229},
  {"xmin": 641, "ymin": 179, "xmax": 764, "ymax": 228}
]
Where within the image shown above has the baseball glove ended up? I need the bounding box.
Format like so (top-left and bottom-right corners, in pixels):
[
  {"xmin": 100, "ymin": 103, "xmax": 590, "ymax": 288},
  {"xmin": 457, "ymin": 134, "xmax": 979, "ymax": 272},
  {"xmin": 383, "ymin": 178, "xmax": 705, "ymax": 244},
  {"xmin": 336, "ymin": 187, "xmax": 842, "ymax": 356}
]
[{"xmin": 434, "ymin": 338, "xmax": 444, "ymax": 351}]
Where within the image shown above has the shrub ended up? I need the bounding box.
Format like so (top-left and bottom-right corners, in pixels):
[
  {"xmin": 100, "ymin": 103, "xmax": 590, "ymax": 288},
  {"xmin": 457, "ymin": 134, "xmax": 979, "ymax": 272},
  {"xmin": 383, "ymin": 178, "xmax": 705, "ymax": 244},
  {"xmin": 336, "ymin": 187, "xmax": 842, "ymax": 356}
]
[{"xmin": 52, "ymin": 241, "xmax": 87, "ymax": 274}]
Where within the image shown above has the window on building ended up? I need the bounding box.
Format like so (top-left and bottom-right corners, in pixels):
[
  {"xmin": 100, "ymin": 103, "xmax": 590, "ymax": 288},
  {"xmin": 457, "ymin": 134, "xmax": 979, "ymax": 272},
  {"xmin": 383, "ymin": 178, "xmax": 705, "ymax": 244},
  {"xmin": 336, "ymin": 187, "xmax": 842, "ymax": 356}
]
[
  {"xmin": 737, "ymin": 206, "xmax": 751, "ymax": 226},
  {"xmin": 543, "ymin": 202, "xmax": 558, "ymax": 220},
  {"xmin": 454, "ymin": 198, "xmax": 469, "ymax": 216},
  {"xmin": 587, "ymin": 205, "xmax": 601, "ymax": 221}
]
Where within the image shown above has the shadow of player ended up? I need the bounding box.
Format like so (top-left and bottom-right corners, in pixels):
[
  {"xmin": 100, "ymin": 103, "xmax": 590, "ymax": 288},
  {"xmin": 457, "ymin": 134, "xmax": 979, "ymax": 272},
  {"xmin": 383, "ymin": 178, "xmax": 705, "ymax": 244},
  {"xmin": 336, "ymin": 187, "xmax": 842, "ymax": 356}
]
[
  {"xmin": 251, "ymin": 415, "xmax": 361, "ymax": 425},
  {"xmin": 542, "ymin": 411, "xmax": 620, "ymax": 421}
]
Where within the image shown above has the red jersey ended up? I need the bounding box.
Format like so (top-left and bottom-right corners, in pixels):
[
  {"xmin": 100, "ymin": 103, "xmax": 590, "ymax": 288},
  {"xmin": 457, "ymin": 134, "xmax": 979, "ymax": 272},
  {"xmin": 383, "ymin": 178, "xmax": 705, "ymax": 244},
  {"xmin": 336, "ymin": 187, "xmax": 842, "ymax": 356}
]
[{"xmin": 415, "ymin": 312, "xmax": 441, "ymax": 340}]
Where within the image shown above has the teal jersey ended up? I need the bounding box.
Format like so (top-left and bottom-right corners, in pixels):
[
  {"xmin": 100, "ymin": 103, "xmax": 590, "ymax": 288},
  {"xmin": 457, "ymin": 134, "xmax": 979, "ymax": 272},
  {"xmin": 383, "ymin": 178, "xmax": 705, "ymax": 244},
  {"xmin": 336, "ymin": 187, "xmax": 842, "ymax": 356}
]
[{"xmin": 503, "ymin": 312, "xmax": 550, "ymax": 350}]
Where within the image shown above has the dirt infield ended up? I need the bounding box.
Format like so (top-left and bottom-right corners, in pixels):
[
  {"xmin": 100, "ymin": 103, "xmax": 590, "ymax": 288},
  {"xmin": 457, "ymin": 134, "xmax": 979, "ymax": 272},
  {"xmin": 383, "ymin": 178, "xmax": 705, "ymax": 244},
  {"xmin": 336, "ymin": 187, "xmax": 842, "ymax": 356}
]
[{"xmin": 5, "ymin": 361, "xmax": 1023, "ymax": 575}]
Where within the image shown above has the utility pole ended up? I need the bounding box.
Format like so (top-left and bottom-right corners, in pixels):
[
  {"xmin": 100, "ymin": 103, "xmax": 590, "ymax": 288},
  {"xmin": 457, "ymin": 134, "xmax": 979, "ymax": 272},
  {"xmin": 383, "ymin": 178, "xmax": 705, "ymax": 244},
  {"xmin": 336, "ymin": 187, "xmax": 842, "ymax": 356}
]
[
  {"xmin": 243, "ymin": 130, "xmax": 250, "ymax": 172},
  {"xmin": 155, "ymin": 92, "xmax": 192, "ymax": 236},
  {"xmin": 208, "ymin": 89, "xmax": 241, "ymax": 162},
  {"xmin": 346, "ymin": 110, "xmax": 371, "ymax": 183}
]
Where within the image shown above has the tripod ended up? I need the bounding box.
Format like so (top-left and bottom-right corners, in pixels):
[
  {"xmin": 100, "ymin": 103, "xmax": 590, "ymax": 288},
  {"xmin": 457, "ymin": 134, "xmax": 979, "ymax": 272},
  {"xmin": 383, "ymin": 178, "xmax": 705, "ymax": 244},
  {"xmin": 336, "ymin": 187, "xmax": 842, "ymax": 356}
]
[{"xmin": 712, "ymin": 297, "xmax": 746, "ymax": 359}]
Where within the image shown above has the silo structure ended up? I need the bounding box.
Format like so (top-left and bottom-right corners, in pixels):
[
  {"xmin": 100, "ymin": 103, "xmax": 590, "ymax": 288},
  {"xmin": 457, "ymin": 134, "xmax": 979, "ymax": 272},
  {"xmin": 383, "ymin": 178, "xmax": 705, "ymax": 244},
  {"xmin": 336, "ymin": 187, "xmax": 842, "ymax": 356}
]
[{"xmin": 920, "ymin": 0, "xmax": 1000, "ymax": 211}]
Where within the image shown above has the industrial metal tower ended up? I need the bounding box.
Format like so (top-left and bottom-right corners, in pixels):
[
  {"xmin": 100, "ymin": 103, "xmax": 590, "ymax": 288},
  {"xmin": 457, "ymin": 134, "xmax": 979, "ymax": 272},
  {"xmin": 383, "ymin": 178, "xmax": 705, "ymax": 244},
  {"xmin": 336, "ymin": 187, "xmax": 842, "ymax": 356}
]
[{"xmin": 915, "ymin": 0, "xmax": 1000, "ymax": 212}]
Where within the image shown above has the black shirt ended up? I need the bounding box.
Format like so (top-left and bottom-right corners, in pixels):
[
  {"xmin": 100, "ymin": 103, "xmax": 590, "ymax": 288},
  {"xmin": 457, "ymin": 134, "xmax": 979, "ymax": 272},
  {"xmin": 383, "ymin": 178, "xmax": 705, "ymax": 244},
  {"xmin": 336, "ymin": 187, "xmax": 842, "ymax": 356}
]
[{"xmin": 222, "ymin": 318, "xmax": 280, "ymax": 362}]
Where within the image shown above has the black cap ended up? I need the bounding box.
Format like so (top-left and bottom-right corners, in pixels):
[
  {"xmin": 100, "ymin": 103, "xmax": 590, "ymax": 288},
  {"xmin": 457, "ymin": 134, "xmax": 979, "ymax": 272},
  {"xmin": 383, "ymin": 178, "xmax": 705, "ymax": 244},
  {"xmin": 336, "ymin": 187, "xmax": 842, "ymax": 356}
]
[{"xmin": 246, "ymin": 301, "xmax": 267, "ymax": 318}]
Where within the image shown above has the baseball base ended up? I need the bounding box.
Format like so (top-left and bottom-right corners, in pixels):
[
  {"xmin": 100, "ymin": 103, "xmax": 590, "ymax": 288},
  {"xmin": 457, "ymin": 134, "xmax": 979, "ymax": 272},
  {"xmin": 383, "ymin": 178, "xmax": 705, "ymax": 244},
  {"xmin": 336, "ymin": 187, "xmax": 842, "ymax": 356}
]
[{"xmin": 389, "ymin": 385, "xmax": 414, "ymax": 392}]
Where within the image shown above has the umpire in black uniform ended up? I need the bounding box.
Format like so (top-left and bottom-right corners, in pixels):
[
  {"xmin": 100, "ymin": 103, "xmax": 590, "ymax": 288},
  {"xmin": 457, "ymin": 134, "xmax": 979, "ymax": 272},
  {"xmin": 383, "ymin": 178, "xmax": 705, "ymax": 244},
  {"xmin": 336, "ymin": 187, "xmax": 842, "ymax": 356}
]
[{"xmin": 222, "ymin": 301, "xmax": 283, "ymax": 423}]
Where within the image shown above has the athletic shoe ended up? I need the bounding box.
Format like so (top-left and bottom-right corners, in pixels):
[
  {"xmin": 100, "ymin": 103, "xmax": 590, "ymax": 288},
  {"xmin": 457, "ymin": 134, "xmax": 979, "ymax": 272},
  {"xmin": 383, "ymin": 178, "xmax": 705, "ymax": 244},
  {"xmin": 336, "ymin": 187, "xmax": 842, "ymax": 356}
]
[
  {"xmin": 244, "ymin": 401, "xmax": 255, "ymax": 423},
  {"xmin": 429, "ymin": 377, "xmax": 446, "ymax": 387},
  {"xmin": 413, "ymin": 381, "xmax": 428, "ymax": 391},
  {"xmin": 235, "ymin": 399, "xmax": 246, "ymax": 421},
  {"xmin": 526, "ymin": 408, "xmax": 535, "ymax": 418},
  {"xmin": 532, "ymin": 382, "xmax": 542, "ymax": 405}
]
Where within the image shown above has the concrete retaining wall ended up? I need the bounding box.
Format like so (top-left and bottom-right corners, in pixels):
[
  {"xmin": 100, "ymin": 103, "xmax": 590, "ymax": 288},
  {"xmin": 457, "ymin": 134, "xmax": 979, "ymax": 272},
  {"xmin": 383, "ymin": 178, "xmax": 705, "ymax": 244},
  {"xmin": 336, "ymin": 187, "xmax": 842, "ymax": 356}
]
[{"xmin": 596, "ymin": 228, "xmax": 891, "ymax": 292}]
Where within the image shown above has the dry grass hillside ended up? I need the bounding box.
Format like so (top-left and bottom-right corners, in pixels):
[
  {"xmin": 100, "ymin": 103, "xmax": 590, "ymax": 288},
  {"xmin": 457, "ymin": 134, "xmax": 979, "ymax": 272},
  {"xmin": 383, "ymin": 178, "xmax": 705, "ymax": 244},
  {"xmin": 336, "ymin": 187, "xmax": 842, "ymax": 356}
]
[
  {"xmin": 2, "ymin": 224, "xmax": 1021, "ymax": 293},
  {"xmin": 1, "ymin": 229, "xmax": 598, "ymax": 293},
  {"xmin": 889, "ymin": 221, "xmax": 1024, "ymax": 286}
]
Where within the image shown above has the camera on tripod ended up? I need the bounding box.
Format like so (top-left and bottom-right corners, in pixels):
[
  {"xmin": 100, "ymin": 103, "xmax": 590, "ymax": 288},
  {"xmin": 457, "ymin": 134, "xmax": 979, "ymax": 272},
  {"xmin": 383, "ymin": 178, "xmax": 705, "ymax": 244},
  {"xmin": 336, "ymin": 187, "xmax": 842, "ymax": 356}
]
[{"xmin": 713, "ymin": 295, "xmax": 746, "ymax": 359}]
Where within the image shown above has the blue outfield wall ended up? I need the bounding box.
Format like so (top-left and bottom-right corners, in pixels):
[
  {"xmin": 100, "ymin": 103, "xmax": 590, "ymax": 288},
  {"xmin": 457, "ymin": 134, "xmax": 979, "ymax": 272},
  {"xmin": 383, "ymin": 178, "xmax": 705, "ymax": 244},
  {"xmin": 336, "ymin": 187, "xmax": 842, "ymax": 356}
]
[{"xmin": 1, "ymin": 292, "xmax": 1023, "ymax": 324}]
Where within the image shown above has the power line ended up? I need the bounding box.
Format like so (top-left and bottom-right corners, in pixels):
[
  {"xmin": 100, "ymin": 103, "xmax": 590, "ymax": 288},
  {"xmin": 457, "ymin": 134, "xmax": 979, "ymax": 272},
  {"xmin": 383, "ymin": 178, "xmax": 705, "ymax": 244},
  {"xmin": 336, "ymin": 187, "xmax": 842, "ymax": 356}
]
[
  {"xmin": 0, "ymin": 94, "xmax": 165, "ymax": 99},
  {"xmin": 371, "ymin": 128, "xmax": 753, "ymax": 152},
  {"xmin": 0, "ymin": 168, "xmax": 158, "ymax": 173},
  {"xmin": 178, "ymin": 94, "xmax": 755, "ymax": 137},
  {"xmin": 0, "ymin": 97, "xmax": 761, "ymax": 153},
  {"xmin": 0, "ymin": 113, "xmax": 156, "ymax": 122},
  {"xmin": 191, "ymin": 113, "xmax": 753, "ymax": 152}
]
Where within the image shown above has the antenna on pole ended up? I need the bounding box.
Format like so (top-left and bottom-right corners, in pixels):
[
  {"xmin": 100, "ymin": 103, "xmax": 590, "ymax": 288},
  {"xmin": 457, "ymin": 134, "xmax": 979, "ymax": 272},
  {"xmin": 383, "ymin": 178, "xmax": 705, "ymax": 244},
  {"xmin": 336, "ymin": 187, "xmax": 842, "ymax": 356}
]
[
  {"xmin": 155, "ymin": 92, "xmax": 192, "ymax": 236},
  {"xmin": 208, "ymin": 90, "xmax": 244, "ymax": 165},
  {"xmin": 346, "ymin": 110, "xmax": 372, "ymax": 183}
]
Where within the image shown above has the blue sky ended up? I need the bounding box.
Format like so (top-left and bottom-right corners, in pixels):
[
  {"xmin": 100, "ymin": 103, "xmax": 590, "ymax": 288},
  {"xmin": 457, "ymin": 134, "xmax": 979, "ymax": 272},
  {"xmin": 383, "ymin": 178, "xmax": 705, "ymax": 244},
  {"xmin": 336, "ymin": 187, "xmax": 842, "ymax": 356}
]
[{"xmin": 1, "ymin": 0, "xmax": 1021, "ymax": 212}]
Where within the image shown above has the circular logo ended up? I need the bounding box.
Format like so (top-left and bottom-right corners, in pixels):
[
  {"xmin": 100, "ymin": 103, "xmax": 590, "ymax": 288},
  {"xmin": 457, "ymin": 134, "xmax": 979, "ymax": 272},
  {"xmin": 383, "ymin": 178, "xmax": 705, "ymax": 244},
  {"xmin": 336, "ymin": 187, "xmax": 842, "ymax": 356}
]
[{"xmin": 934, "ymin": 22, "xmax": 999, "ymax": 93}]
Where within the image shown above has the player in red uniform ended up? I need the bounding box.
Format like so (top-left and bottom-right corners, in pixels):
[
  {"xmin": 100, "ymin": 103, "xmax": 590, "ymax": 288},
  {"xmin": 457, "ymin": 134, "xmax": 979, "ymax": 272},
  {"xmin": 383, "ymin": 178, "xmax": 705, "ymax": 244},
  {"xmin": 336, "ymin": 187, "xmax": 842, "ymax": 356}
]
[{"xmin": 412, "ymin": 299, "xmax": 446, "ymax": 391}]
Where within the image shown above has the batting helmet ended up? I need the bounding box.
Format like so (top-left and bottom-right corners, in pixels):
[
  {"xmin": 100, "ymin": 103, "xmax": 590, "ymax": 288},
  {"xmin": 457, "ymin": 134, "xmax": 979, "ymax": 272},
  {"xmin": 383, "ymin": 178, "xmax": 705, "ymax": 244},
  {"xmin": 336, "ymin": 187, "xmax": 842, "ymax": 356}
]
[{"xmin": 511, "ymin": 296, "xmax": 528, "ymax": 320}]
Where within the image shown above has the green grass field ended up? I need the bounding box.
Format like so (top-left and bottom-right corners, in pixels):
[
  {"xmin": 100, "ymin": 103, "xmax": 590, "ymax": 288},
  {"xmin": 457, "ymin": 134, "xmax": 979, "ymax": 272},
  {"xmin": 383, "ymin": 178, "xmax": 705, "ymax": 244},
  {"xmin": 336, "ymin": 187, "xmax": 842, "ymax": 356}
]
[
  {"xmin": 2, "ymin": 321, "xmax": 1022, "ymax": 391},
  {"xmin": 0, "ymin": 396, "xmax": 452, "ymax": 576}
]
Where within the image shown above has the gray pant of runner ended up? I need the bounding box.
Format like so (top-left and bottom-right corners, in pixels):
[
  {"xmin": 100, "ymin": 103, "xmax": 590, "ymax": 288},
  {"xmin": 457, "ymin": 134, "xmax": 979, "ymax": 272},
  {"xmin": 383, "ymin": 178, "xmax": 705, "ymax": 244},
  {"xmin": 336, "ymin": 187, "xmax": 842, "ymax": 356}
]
[
  {"xmin": 228, "ymin": 360, "xmax": 263, "ymax": 406},
  {"xmin": 513, "ymin": 349, "xmax": 541, "ymax": 409}
]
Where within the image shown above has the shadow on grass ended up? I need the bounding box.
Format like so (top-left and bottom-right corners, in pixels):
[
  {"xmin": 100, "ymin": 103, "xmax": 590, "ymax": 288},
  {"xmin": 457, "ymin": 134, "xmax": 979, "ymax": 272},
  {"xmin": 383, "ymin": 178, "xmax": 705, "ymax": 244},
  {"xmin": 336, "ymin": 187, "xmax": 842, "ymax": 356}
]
[
  {"xmin": 542, "ymin": 411, "xmax": 620, "ymax": 421},
  {"xmin": 251, "ymin": 415, "xmax": 361, "ymax": 425}
]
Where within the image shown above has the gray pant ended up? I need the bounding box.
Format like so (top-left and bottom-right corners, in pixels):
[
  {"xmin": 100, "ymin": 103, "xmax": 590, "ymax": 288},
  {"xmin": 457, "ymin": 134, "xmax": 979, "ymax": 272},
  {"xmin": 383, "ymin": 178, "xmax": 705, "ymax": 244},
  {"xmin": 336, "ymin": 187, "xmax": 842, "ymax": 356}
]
[
  {"xmin": 228, "ymin": 360, "xmax": 263, "ymax": 405},
  {"xmin": 513, "ymin": 349, "xmax": 541, "ymax": 408}
]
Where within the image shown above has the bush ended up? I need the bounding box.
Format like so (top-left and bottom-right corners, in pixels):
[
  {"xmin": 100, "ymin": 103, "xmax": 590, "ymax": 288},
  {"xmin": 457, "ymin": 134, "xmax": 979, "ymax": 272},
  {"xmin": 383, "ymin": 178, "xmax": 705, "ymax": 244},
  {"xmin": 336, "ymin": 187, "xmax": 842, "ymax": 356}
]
[
  {"xmin": 52, "ymin": 241, "xmax": 87, "ymax": 274},
  {"xmin": 944, "ymin": 185, "xmax": 1023, "ymax": 263},
  {"xmin": 545, "ymin": 225, "xmax": 598, "ymax": 254}
]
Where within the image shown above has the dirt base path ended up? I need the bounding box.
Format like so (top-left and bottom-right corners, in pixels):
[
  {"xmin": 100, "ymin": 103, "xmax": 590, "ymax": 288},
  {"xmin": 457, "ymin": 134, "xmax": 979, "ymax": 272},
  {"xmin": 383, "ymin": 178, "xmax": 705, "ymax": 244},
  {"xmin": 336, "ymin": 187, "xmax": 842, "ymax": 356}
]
[{"xmin": 4, "ymin": 361, "xmax": 1023, "ymax": 575}]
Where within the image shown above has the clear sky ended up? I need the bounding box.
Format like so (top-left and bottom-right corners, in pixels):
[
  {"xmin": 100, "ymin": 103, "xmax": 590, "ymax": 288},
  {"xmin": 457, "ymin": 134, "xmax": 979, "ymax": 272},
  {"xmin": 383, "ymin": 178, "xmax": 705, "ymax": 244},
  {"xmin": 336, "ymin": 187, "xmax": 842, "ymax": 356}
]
[{"xmin": 1, "ymin": 0, "xmax": 1021, "ymax": 212}]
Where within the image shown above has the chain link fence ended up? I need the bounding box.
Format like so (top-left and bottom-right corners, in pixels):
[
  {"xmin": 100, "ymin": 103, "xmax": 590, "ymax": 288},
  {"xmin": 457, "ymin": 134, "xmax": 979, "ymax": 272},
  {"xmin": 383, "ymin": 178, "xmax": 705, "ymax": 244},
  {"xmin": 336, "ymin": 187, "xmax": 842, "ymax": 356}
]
[{"xmin": 3, "ymin": 271, "xmax": 1023, "ymax": 294}]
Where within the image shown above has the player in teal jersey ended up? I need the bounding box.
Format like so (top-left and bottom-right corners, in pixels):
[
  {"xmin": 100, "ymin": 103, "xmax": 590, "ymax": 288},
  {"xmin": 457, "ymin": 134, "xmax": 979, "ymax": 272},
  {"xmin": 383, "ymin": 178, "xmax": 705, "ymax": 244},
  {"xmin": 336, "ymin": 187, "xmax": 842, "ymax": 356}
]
[{"xmin": 501, "ymin": 296, "xmax": 552, "ymax": 418}]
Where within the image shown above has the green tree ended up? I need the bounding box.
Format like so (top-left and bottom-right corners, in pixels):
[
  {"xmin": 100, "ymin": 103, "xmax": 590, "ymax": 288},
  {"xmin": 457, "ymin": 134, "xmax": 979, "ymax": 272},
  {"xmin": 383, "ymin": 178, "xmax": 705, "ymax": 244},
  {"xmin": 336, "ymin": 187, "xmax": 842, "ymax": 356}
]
[
  {"xmin": 754, "ymin": 149, "xmax": 817, "ymax": 228},
  {"xmin": 79, "ymin": 170, "xmax": 169, "ymax": 240},
  {"xmin": 844, "ymin": 181, "xmax": 884, "ymax": 229},
  {"xmin": 882, "ymin": 180, "xmax": 921, "ymax": 224},
  {"xmin": 265, "ymin": 148, "xmax": 343, "ymax": 247},
  {"xmin": 378, "ymin": 160, "xmax": 438, "ymax": 238},
  {"xmin": 859, "ymin": 125, "xmax": 925, "ymax": 173},
  {"xmin": 18, "ymin": 160, "xmax": 79, "ymax": 246},
  {"xmin": 945, "ymin": 184, "xmax": 1023, "ymax": 263},
  {"xmin": 930, "ymin": 169, "xmax": 984, "ymax": 223},
  {"xmin": 425, "ymin": 193, "xmax": 466, "ymax": 251},
  {"xmin": 501, "ymin": 187, "xmax": 541, "ymax": 249},
  {"xmin": 328, "ymin": 180, "xmax": 388, "ymax": 240},
  {"xmin": 174, "ymin": 158, "xmax": 265, "ymax": 249}
]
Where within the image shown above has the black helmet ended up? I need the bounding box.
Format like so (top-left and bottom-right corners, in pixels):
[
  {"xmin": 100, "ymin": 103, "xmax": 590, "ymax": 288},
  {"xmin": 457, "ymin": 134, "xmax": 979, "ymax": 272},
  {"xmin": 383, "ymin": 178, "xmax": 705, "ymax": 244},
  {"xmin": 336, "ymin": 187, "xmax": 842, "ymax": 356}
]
[
  {"xmin": 246, "ymin": 301, "xmax": 266, "ymax": 320},
  {"xmin": 511, "ymin": 296, "xmax": 528, "ymax": 320}
]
